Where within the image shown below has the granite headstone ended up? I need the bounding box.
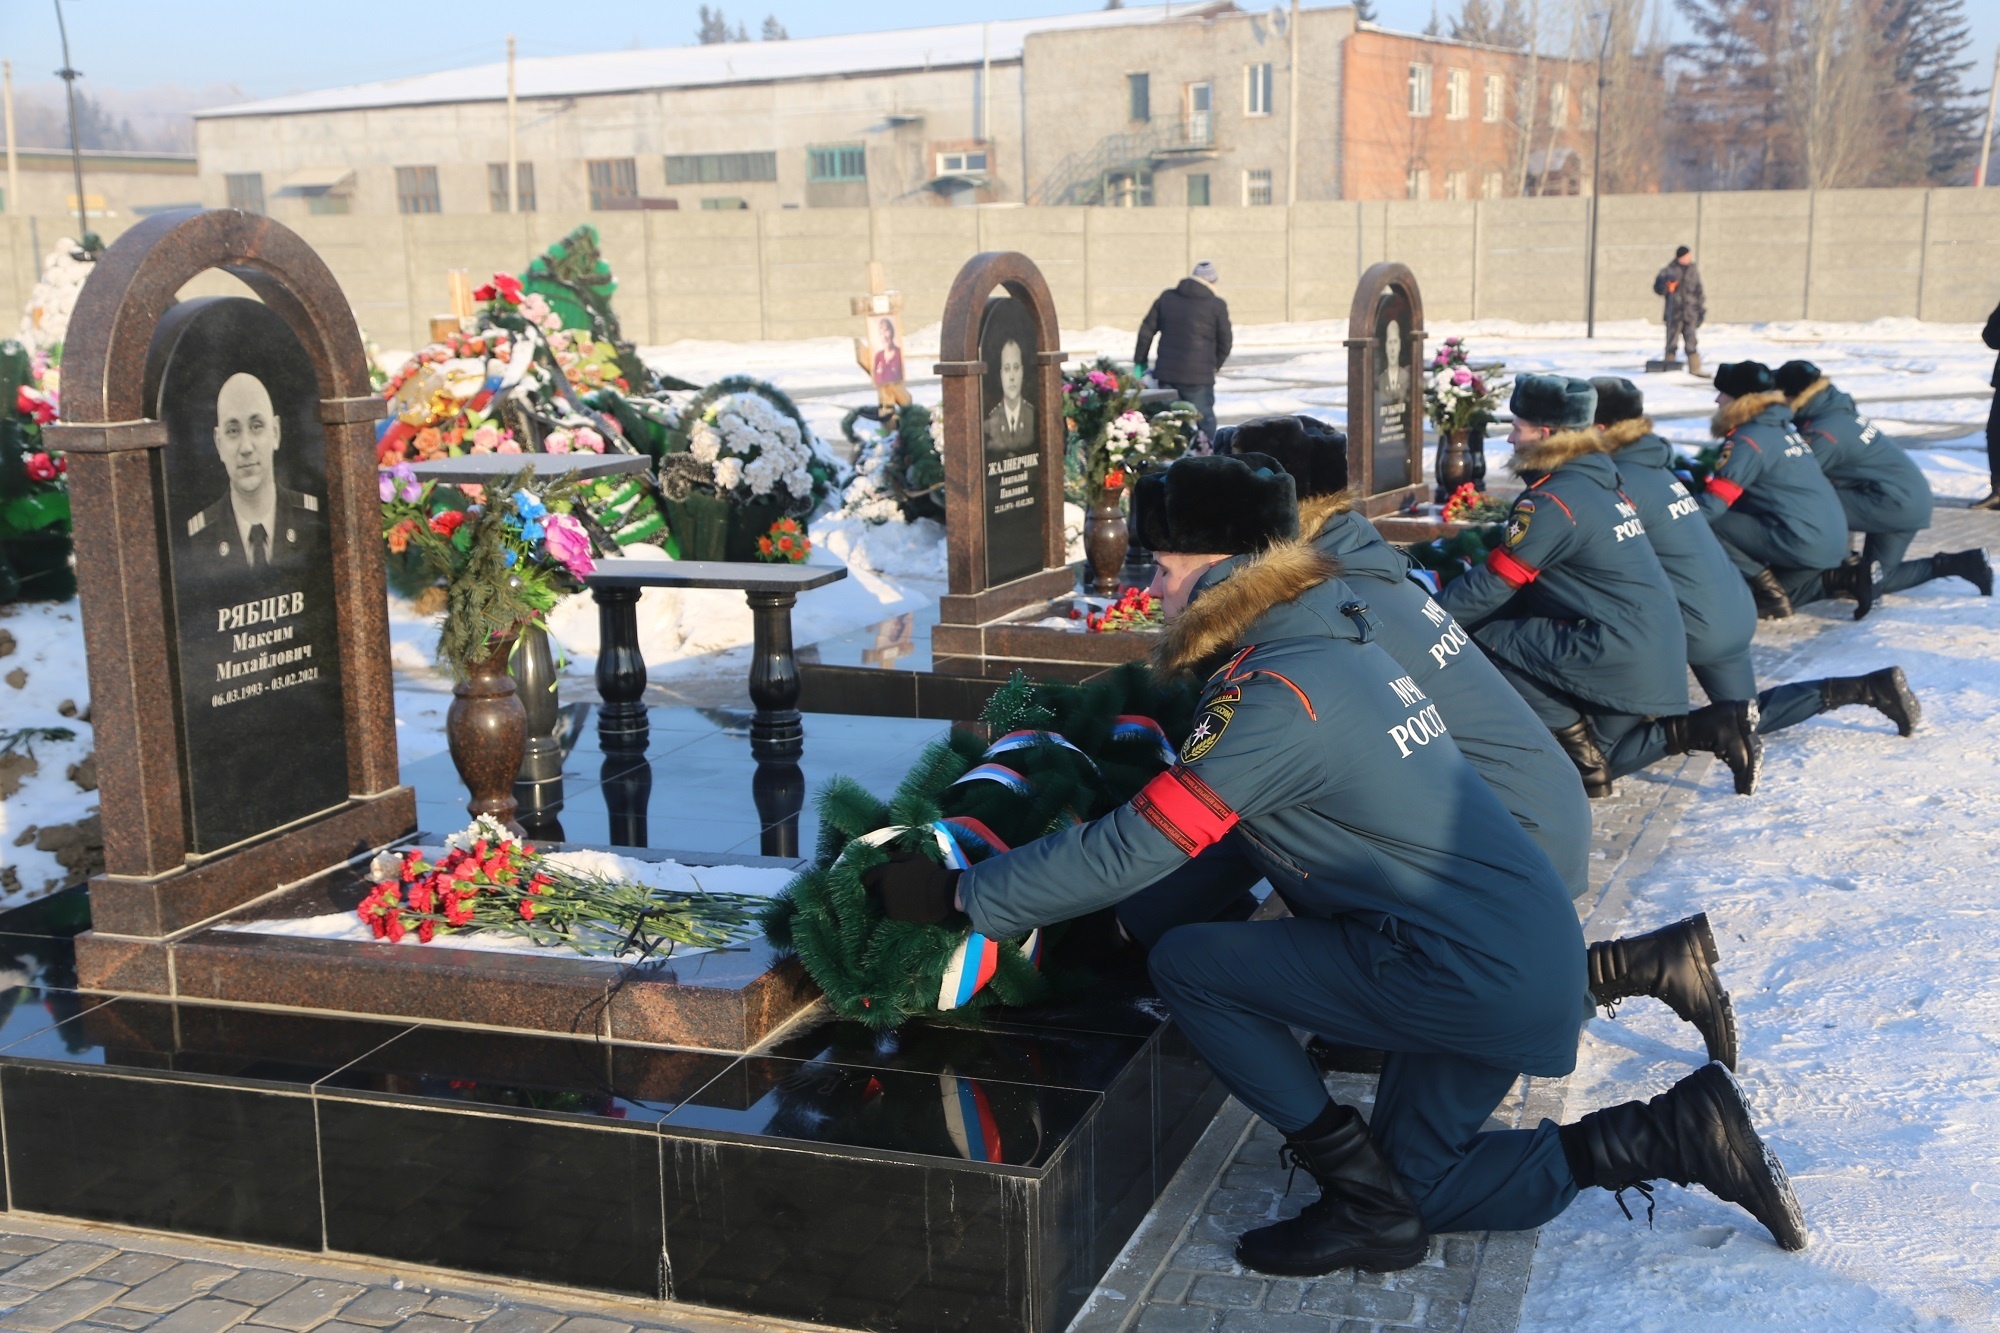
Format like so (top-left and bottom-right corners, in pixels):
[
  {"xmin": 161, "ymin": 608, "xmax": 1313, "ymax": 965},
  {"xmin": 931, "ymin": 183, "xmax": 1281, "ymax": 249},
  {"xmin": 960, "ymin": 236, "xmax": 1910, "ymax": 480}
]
[
  {"xmin": 145, "ymin": 297, "xmax": 349, "ymax": 852},
  {"xmin": 977, "ymin": 294, "xmax": 1044, "ymax": 588},
  {"xmin": 1343, "ymin": 262, "xmax": 1428, "ymax": 512}
]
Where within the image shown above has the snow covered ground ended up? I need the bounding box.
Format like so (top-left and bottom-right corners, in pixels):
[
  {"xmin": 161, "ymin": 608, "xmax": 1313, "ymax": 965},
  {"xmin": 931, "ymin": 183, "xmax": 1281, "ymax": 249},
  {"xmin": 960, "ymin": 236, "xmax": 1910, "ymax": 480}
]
[{"xmin": 1521, "ymin": 570, "xmax": 2000, "ymax": 1330}]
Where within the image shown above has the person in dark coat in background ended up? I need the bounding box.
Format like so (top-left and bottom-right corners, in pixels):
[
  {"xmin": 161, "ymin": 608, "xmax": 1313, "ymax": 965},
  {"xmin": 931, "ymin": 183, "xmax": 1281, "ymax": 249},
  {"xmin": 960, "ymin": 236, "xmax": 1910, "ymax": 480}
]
[
  {"xmin": 1697, "ymin": 361, "xmax": 1850, "ymax": 621},
  {"xmin": 1439, "ymin": 376, "xmax": 1759, "ymax": 799},
  {"xmin": 862, "ymin": 453, "xmax": 1806, "ymax": 1275},
  {"xmin": 1655, "ymin": 246, "xmax": 1706, "ymax": 377},
  {"xmin": 1135, "ymin": 260, "xmax": 1232, "ymax": 439},
  {"xmin": 1974, "ymin": 299, "xmax": 2000, "ymax": 511},
  {"xmin": 1773, "ymin": 360, "xmax": 1990, "ymax": 618},
  {"xmin": 1220, "ymin": 413, "xmax": 1740, "ymax": 1070},
  {"xmin": 1592, "ymin": 377, "xmax": 1922, "ymax": 742}
]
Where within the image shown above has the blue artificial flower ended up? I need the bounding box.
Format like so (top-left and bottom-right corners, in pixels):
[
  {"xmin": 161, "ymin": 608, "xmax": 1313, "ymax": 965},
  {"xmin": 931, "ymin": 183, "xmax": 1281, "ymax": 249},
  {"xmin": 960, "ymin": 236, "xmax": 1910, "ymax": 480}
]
[
  {"xmin": 512, "ymin": 489, "xmax": 547, "ymax": 521},
  {"xmin": 504, "ymin": 550, "xmax": 517, "ymax": 567},
  {"xmin": 522, "ymin": 520, "xmax": 545, "ymax": 543}
]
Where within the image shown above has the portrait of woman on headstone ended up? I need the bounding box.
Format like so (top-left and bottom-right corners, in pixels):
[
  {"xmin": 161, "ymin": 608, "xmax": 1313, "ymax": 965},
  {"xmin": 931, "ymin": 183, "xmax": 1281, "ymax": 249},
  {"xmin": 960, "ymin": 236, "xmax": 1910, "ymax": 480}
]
[
  {"xmin": 869, "ymin": 314, "xmax": 905, "ymax": 388},
  {"xmin": 981, "ymin": 297, "xmax": 1038, "ymax": 464}
]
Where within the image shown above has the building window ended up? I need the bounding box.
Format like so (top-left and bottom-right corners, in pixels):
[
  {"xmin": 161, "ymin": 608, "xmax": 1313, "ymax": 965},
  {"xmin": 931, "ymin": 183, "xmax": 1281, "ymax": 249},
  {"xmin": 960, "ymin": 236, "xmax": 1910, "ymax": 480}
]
[
  {"xmin": 1187, "ymin": 173, "xmax": 1211, "ymax": 206},
  {"xmin": 488, "ymin": 162, "xmax": 537, "ymax": 212},
  {"xmin": 1445, "ymin": 69, "xmax": 1470, "ymax": 120},
  {"xmin": 1549, "ymin": 83, "xmax": 1570, "ymax": 129},
  {"xmin": 700, "ymin": 197, "xmax": 749, "ymax": 210},
  {"xmin": 1408, "ymin": 63, "xmax": 1433, "ymax": 117},
  {"xmin": 936, "ymin": 149, "xmax": 989, "ymax": 175},
  {"xmin": 1186, "ymin": 82, "xmax": 1213, "ymax": 146},
  {"xmin": 1483, "ymin": 73, "xmax": 1506, "ymax": 123},
  {"xmin": 666, "ymin": 152, "xmax": 777, "ymax": 185},
  {"xmin": 1405, "ymin": 167, "xmax": 1432, "ymax": 199},
  {"xmin": 1444, "ymin": 170, "xmax": 1469, "ymax": 200},
  {"xmin": 306, "ymin": 193, "xmax": 350, "ymax": 215},
  {"xmin": 1245, "ymin": 62, "xmax": 1273, "ymax": 116},
  {"xmin": 807, "ymin": 144, "xmax": 867, "ymax": 182},
  {"xmin": 395, "ymin": 166, "xmax": 441, "ymax": 214},
  {"xmin": 226, "ymin": 173, "xmax": 265, "ymax": 214},
  {"xmin": 1482, "ymin": 170, "xmax": 1506, "ymax": 198},
  {"xmin": 1244, "ymin": 168, "xmax": 1273, "ymax": 206},
  {"xmin": 586, "ymin": 158, "xmax": 638, "ymax": 209},
  {"xmin": 1128, "ymin": 72, "xmax": 1151, "ymax": 123}
]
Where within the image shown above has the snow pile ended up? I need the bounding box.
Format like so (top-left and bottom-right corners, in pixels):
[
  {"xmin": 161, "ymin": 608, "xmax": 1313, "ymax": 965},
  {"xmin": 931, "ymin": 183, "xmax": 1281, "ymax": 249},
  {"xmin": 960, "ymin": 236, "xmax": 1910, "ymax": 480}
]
[
  {"xmin": 811, "ymin": 512, "xmax": 947, "ymax": 581},
  {"xmin": 1521, "ymin": 582, "xmax": 2000, "ymax": 1330},
  {"xmin": 0, "ymin": 603, "xmax": 97, "ymax": 907},
  {"xmin": 213, "ymin": 846, "xmax": 798, "ymax": 962},
  {"xmin": 16, "ymin": 241, "xmax": 93, "ymax": 353}
]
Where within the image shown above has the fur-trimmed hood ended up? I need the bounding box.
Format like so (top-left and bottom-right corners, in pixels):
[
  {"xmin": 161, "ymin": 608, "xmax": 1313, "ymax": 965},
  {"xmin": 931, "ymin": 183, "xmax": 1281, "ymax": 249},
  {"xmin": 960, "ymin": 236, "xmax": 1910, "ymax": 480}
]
[
  {"xmin": 1711, "ymin": 390, "xmax": 1788, "ymax": 437},
  {"xmin": 1600, "ymin": 417, "xmax": 1654, "ymax": 451},
  {"xmin": 1298, "ymin": 488, "xmax": 1358, "ymax": 539},
  {"xmin": 1787, "ymin": 377, "xmax": 1832, "ymax": 414},
  {"xmin": 1156, "ymin": 540, "xmax": 1339, "ymax": 678},
  {"xmin": 1508, "ymin": 428, "xmax": 1606, "ymax": 478}
]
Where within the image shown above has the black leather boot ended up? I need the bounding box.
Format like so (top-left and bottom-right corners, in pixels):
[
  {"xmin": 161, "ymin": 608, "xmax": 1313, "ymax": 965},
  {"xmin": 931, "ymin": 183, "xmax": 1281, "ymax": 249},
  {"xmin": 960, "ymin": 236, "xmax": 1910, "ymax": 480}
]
[
  {"xmin": 1587, "ymin": 912, "xmax": 1738, "ymax": 1070},
  {"xmin": 1820, "ymin": 666, "xmax": 1920, "ymax": 737},
  {"xmin": 1930, "ymin": 548, "xmax": 1993, "ymax": 597},
  {"xmin": 1235, "ymin": 1104, "xmax": 1431, "ymax": 1276},
  {"xmin": 1817, "ymin": 558, "xmax": 1876, "ymax": 621},
  {"xmin": 1747, "ymin": 569, "xmax": 1793, "ymax": 620},
  {"xmin": 1662, "ymin": 700, "xmax": 1762, "ymax": 795},
  {"xmin": 1559, "ymin": 1063, "xmax": 1807, "ymax": 1251},
  {"xmin": 1552, "ymin": 719, "xmax": 1614, "ymax": 798}
]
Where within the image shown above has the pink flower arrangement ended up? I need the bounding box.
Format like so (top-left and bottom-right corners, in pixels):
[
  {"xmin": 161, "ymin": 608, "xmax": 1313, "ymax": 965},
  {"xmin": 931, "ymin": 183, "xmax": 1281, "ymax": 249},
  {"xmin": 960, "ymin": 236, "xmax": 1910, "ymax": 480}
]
[{"xmin": 541, "ymin": 512, "xmax": 596, "ymax": 578}]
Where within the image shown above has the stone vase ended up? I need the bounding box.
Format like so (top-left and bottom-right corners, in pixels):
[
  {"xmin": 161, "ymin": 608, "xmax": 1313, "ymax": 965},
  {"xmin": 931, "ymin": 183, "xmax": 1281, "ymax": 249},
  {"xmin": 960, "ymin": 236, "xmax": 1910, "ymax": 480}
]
[
  {"xmin": 1082, "ymin": 486, "xmax": 1129, "ymax": 597},
  {"xmin": 1436, "ymin": 427, "xmax": 1481, "ymax": 502},
  {"xmin": 447, "ymin": 632, "xmax": 527, "ymax": 835}
]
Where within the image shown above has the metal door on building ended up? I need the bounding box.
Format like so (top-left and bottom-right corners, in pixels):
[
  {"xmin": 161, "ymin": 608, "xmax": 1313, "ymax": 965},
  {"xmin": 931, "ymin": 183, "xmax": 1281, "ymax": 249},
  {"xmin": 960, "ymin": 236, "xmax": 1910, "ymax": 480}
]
[{"xmin": 1185, "ymin": 83, "xmax": 1212, "ymax": 147}]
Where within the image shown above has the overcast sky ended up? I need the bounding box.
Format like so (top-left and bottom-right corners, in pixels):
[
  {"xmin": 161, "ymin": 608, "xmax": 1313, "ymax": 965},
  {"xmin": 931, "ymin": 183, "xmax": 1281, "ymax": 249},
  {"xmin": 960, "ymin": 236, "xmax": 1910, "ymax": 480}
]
[{"xmin": 1, "ymin": 0, "xmax": 1995, "ymax": 111}]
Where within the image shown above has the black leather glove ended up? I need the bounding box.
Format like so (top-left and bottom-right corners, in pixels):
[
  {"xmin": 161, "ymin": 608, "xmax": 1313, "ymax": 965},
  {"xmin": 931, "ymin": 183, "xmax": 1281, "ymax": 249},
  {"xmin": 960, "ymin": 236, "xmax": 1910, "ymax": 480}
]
[{"xmin": 861, "ymin": 852, "xmax": 962, "ymax": 925}]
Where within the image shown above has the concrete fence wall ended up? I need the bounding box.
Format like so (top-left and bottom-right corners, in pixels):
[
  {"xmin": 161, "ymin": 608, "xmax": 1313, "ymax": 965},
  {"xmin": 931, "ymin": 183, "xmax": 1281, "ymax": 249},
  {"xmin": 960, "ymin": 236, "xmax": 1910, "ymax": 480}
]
[{"xmin": 7, "ymin": 188, "xmax": 1999, "ymax": 357}]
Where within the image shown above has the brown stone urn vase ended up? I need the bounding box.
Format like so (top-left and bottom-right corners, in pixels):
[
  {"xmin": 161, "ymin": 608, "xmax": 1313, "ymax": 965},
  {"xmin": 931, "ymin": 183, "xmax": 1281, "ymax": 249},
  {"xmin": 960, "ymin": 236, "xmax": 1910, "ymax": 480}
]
[
  {"xmin": 1083, "ymin": 485, "xmax": 1129, "ymax": 597},
  {"xmin": 447, "ymin": 631, "xmax": 527, "ymax": 834}
]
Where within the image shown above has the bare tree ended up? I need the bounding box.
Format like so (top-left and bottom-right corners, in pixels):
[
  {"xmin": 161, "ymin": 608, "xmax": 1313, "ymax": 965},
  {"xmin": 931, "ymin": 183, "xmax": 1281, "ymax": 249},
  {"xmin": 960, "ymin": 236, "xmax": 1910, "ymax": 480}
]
[{"xmin": 761, "ymin": 15, "xmax": 789, "ymax": 39}]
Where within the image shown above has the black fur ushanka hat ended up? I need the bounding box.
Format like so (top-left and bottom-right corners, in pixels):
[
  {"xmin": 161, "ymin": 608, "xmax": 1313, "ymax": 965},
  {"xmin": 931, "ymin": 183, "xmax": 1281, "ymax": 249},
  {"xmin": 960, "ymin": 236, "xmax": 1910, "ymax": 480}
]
[
  {"xmin": 1219, "ymin": 415, "xmax": 1351, "ymax": 499},
  {"xmin": 1590, "ymin": 377, "xmax": 1645, "ymax": 427},
  {"xmin": 1132, "ymin": 453, "xmax": 1298, "ymax": 555},
  {"xmin": 1510, "ymin": 374, "xmax": 1598, "ymax": 431}
]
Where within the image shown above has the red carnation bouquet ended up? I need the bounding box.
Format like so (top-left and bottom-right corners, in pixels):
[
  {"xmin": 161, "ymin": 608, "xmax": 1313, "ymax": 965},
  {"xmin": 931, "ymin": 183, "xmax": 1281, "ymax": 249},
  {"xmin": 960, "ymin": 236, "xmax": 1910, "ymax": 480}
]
[
  {"xmin": 1073, "ymin": 585, "xmax": 1163, "ymax": 633},
  {"xmin": 360, "ymin": 815, "xmax": 768, "ymax": 957}
]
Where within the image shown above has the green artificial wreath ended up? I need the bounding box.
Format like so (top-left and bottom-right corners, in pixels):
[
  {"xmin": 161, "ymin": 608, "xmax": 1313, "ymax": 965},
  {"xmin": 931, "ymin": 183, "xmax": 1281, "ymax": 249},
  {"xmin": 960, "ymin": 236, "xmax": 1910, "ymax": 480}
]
[
  {"xmin": 762, "ymin": 666, "xmax": 1199, "ymax": 1029},
  {"xmin": 839, "ymin": 402, "xmax": 945, "ymax": 523}
]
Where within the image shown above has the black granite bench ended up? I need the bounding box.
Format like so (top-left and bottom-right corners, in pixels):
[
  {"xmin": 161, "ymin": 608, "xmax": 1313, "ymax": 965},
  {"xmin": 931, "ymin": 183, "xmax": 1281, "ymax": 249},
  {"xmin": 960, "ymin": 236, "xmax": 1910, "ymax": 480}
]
[{"xmin": 583, "ymin": 559, "xmax": 848, "ymax": 762}]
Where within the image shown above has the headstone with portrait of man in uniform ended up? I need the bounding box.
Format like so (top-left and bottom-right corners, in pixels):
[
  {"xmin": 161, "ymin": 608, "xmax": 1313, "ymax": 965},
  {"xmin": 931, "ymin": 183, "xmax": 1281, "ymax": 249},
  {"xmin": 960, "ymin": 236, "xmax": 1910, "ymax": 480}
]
[
  {"xmin": 52, "ymin": 209, "xmax": 412, "ymax": 942},
  {"xmin": 1344, "ymin": 262, "xmax": 1428, "ymax": 514}
]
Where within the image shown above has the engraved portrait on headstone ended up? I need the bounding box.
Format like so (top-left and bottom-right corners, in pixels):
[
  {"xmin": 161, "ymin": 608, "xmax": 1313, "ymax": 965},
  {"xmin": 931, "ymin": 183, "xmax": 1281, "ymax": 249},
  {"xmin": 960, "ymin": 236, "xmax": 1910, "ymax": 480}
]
[
  {"xmin": 978, "ymin": 294, "xmax": 1042, "ymax": 587},
  {"xmin": 147, "ymin": 296, "xmax": 349, "ymax": 852},
  {"xmin": 1372, "ymin": 287, "xmax": 1416, "ymax": 494}
]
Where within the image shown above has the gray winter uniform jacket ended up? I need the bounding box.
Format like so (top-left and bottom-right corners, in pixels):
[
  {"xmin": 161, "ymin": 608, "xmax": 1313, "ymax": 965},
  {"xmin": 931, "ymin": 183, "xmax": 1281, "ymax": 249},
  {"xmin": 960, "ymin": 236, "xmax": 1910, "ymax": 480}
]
[
  {"xmin": 1697, "ymin": 393, "xmax": 1850, "ymax": 572},
  {"xmin": 1789, "ymin": 380, "xmax": 1933, "ymax": 536}
]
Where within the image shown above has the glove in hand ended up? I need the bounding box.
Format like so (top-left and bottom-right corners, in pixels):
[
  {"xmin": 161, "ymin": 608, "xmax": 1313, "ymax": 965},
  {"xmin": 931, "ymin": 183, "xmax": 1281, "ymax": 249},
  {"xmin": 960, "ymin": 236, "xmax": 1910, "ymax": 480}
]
[{"xmin": 861, "ymin": 852, "xmax": 962, "ymax": 925}]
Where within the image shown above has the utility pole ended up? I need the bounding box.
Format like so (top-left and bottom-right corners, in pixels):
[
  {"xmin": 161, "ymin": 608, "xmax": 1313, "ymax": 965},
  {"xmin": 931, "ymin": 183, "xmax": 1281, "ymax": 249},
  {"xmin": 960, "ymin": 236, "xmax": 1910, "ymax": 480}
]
[
  {"xmin": 1585, "ymin": 10, "xmax": 1612, "ymax": 336},
  {"xmin": 53, "ymin": 0, "xmax": 93, "ymax": 253},
  {"xmin": 1977, "ymin": 45, "xmax": 1999, "ymax": 188},
  {"xmin": 1286, "ymin": 0, "xmax": 1301, "ymax": 206},
  {"xmin": 506, "ymin": 35, "xmax": 519, "ymax": 213},
  {"xmin": 4, "ymin": 61, "xmax": 19, "ymax": 219}
]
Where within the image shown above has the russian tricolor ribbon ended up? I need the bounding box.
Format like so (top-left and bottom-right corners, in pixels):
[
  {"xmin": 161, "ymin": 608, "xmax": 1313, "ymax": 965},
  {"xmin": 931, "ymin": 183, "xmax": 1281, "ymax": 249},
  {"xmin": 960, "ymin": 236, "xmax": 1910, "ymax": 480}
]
[
  {"xmin": 984, "ymin": 729, "xmax": 1100, "ymax": 773},
  {"xmin": 1111, "ymin": 715, "xmax": 1179, "ymax": 767},
  {"xmin": 950, "ymin": 762, "xmax": 1034, "ymax": 794}
]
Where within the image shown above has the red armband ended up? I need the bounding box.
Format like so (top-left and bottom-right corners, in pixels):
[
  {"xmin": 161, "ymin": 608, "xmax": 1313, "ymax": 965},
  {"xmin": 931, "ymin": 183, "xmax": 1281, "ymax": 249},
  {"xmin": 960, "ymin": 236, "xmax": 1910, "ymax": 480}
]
[
  {"xmin": 1487, "ymin": 546, "xmax": 1540, "ymax": 588},
  {"xmin": 1132, "ymin": 767, "xmax": 1239, "ymax": 857},
  {"xmin": 1706, "ymin": 476, "xmax": 1744, "ymax": 506}
]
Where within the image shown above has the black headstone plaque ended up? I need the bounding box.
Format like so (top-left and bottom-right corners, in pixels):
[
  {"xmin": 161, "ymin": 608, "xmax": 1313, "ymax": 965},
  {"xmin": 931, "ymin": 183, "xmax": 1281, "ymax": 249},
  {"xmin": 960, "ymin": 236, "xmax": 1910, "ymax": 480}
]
[
  {"xmin": 1371, "ymin": 287, "xmax": 1416, "ymax": 491},
  {"xmin": 978, "ymin": 294, "xmax": 1043, "ymax": 588},
  {"xmin": 146, "ymin": 297, "xmax": 349, "ymax": 853}
]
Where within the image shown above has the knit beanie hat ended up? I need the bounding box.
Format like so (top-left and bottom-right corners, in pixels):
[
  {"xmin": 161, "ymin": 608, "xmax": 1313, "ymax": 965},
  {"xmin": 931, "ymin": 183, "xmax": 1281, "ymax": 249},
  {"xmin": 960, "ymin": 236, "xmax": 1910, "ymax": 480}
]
[{"xmin": 1132, "ymin": 454, "xmax": 1297, "ymax": 555}]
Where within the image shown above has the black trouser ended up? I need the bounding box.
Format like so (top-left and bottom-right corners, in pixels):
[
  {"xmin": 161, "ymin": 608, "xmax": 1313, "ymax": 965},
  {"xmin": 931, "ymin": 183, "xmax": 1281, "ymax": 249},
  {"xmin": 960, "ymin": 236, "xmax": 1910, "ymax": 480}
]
[
  {"xmin": 1987, "ymin": 390, "xmax": 2000, "ymax": 491},
  {"xmin": 1164, "ymin": 383, "xmax": 1218, "ymax": 441}
]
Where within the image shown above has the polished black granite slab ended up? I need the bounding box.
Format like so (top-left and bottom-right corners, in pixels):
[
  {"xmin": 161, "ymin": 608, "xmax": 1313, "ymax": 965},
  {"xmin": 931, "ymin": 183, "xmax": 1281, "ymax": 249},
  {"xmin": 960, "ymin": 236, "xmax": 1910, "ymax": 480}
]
[
  {"xmin": 405, "ymin": 706, "xmax": 948, "ymax": 857},
  {"xmin": 0, "ymin": 898, "xmax": 1226, "ymax": 1332}
]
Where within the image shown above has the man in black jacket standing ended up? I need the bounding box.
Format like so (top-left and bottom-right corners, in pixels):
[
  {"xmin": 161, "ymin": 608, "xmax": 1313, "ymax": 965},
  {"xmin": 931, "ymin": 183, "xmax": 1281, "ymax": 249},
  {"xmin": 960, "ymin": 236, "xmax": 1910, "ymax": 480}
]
[
  {"xmin": 1655, "ymin": 246, "xmax": 1706, "ymax": 377},
  {"xmin": 1136, "ymin": 260, "xmax": 1232, "ymax": 440},
  {"xmin": 1975, "ymin": 299, "xmax": 2000, "ymax": 511}
]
